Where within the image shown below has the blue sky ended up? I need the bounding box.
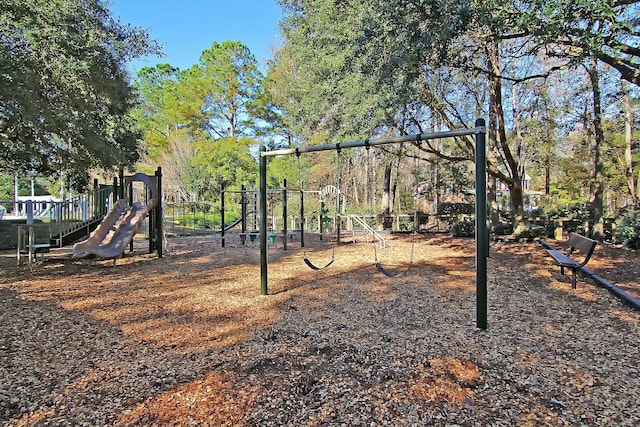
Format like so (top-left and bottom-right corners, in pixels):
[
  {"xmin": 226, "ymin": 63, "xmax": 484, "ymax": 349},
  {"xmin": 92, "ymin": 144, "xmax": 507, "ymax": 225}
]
[{"xmin": 109, "ymin": 0, "xmax": 284, "ymax": 73}]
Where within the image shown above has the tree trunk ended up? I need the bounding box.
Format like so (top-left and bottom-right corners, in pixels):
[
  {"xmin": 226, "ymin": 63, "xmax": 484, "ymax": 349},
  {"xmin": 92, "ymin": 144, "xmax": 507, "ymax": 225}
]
[
  {"xmin": 382, "ymin": 163, "xmax": 392, "ymax": 215},
  {"xmin": 545, "ymin": 160, "xmax": 551, "ymax": 195},
  {"xmin": 391, "ymin": 155, "xmax": 400, "ymax": 214},
  {"xmin": 488, "ymin": 175, "xmax": 500, "ymax": 226},
  {"xmin": 587, "ymin": 58, "xmax": 605, "ymax": 241},
  {"xmin": 487, "ymin": 41, "xmax": 525, "ymax": 233},
  {"xmin": 622, "ymin": 81, "xmax": 637, "ymax": 205},
  {"xmin": 380, "ymin": 162, "xmax": 394, "ymax": 229}
]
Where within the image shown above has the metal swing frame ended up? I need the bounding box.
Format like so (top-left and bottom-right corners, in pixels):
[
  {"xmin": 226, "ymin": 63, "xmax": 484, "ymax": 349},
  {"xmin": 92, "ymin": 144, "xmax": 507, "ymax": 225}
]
[{"xmin": 259, "ymin": 120, "xmax": 488, "ymax": 330}]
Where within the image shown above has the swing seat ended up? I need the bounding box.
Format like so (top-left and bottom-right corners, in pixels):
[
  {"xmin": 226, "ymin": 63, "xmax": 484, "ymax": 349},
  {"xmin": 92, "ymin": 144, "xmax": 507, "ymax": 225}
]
[
  {"xmin": 375, "ymin": 262, "xmax": 412, "ymax": 278},
  {"xmin": 304, "ymin": 257, "xmax": 334, "ymax": 270},
  {"xmin": 302, "ymin": 248, "xmax": 335, "ymax": 271}
]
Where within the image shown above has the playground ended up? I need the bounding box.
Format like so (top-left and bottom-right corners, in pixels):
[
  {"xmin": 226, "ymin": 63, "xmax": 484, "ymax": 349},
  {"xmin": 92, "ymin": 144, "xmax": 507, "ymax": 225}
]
[{"xmin": 1, "ymin": 232, "xmax": 639, "ymax": 425}]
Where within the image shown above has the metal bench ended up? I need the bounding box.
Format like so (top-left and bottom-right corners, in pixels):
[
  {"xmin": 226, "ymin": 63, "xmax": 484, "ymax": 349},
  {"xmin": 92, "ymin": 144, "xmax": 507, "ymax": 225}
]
[{"xmin": 545, "ymin": 232, "xmax": 597, "ymax": 289}]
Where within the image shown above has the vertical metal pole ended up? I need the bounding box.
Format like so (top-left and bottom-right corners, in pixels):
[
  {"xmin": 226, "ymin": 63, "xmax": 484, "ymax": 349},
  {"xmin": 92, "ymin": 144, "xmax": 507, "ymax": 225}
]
[
  {"xmin": 17, "ymin": 226, "xmax": 23, "ymax": 266},
  {"xmin": 127, "ymin": 180, "xmax": 135, "ymax": 254},
  {"xmin": 28, "ymin": 226, "xmax": 34, "ymax": 267},
  {"xmin": 475, "ymin": 118, "xmax": 488, "ymax": 330},
  {"xmin": 119, "ymin": 169, "xmax": 125, "ymax": 200},
  {"xmin": 156, "ymin": 167, "xmax": 163, "ymax": 258},
  {"xmin": 253, "ymin": 190, "xmax": 258, "ymax": 231},
  {"xmin": 241, "ymin": 185, "xmax": 247, "ymax": 233},
  {"xmin": 56, "ymin": 200, "xmax": 62, "ymax": 248},
  {"xmin": 147, "ymin": 184, "xmax": 154, "ymax": 254},
  {"xmin": 129, "ymin": 180, "xmax": 134, "ymax": 253},
  {"xmin": 336, "ymin": 150, "xmax": 342, "ymax": 246},
  {"xmin": 93, "ymin": 179, "xmax": 98, "ymax": 220},
  {"xmin": 336, "ymin": 187, "xmax": 341, "ymax": 245},
  {"xmin": 221, "ymin": 184, "xmax": 225, "ymax": 248},
  {"xmin": 300, "ymin": 188, "xmax": 305, "ymax": 247},
  {"xmin": 319, "ymin": 198, "xmax": 324, "ymax": 240},
  {"xmin": 283, "ymin": 179, "xmax": 288, "ymax": 251},
  {"xmin": 259, "ymin": 147, "xmax": 268, "ymax": 295},
  {"xmin": 113, "ymin": 177, "xmax": 118, "ymax": 203}
]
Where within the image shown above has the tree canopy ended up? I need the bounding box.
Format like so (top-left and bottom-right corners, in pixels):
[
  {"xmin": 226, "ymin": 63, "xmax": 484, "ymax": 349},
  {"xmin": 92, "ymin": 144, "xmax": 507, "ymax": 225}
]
[
  {"xmin": 0, "ymin": 0, "xmax": 158, "ymax": 189},
  {"xmin": 268, "ymin": 0, "xmax": 639, "ymax": 233}
]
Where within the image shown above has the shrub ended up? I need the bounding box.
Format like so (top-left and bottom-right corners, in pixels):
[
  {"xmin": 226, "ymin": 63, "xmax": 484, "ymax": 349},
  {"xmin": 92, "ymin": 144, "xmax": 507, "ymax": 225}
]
[
  {"xmin": 546, "ymin": 202, "xmax": 593, "ymax": 236},
  {"xmin": 613, "ymin": 209, "xmax": 640, "ymax": 249},
  {"xmin": 438, "ymin": 202, "xmax": 474, "ymax": 217},
  {"xmin": 492, "ymin": 223, "xmax": 513, "ymax": 235},
  {"xmin": 515, "ymin": 226, "xmax": 546, "ymax": 242},
  {"xmin": 546, "ymin": 202, "xmax": 593, "ymax": 221},
  {"xmin": 438, "ymin": 202, "xmax": 474, "ymax": 226},
  {"xmin": 452, "ymin": 219, "xmax": 475, "ymax": 237}
]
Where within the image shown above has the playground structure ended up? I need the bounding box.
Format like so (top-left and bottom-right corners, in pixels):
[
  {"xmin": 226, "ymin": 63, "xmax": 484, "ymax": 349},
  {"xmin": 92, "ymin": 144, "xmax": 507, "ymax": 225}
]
[
  {"xmin": 219, "ymin": 180, "xmax": 393, "ymax": 252},
  {"xmin": 221, "ymin": 183, "xmax": 326, "ymax": 250},
  {"xmin": 8, "ymin": 168, "xmax": 163, "ymax": 264},
  {"xmin": 72, "ymin": 169, "xmax": 163, "ymax": 260},
  {"xmin": 259, "ymin": 120, "xmax": 488, "ymax": 329}
]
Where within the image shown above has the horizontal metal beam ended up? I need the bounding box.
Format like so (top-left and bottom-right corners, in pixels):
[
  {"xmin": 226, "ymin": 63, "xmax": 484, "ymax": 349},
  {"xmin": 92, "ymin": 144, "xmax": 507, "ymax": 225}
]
[{"xmin": 260, "ymin": 126, "xmax": 486, "ymax": 157}]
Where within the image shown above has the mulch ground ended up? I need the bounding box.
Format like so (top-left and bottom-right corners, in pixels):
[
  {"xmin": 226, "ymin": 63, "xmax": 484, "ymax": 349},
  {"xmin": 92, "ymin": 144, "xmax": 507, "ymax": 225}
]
[{"xmin": 0, "ymin": 233, "xmax": 638, "ymax": 426}]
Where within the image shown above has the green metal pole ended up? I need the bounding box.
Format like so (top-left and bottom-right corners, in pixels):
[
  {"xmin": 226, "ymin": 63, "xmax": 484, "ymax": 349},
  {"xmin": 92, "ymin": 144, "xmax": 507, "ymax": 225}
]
[
  {"xmin": 336, "ymin": 179, "xmax": 341, "ymax": 245},
  {"xmin": 259, "ymin": 147, "xmax": 268, "ymax": 295},
  {"xmin": 129, "ymin": 180, "xmax": 133, "ymax": 253},
  {"xmin": 156, "ymin": 167, "xmax": 163, "ymax": 258},
  {"xmin": 241, "ymin": 185, "xmax": 247, "ymax": 234},
  {"xmin": 119, "ymin": 168, "xmax": 125, "ymax": 200},
  {"xmin": 319, "ymin": 198, "xmax": 324, "ymax": 241},
  {"xmin": 147, "ymin": 183, "xmax": 154, "ymax": 254},
  {"xmin": 283, "ymin": 179, "xmax": 288, "ymax": 251},
  {"xmin": 300, "ymin": 188, "xmax": 305, "ymax": 247},
  {"xmin": 475, "ymin": 118, "xmax": 488, "ymax": 330},
  {"xmin": 221, "ymin": 183, "xmax": 225, "ymax": 248}
]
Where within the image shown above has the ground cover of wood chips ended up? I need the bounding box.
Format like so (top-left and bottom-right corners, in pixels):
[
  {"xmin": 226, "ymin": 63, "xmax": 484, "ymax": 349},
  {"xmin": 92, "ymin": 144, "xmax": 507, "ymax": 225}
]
[{"xmin": 1, "ymin": 232, "xmax": 639, "ymax": 426}]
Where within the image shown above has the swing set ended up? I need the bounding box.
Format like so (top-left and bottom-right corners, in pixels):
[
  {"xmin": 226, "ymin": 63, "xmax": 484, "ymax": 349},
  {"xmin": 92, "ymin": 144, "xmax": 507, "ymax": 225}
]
[
  {"xmin": 297, "ymin": 143, "xmax": 416, "ymax": 276},
  {"xmin": 259, "ymin": 119, "xmax": 488, "ymax": 329}
]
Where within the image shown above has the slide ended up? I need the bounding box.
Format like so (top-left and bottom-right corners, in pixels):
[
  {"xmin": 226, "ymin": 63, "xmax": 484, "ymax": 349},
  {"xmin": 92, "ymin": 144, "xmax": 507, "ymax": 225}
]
[{"xmin": 72, "ymin": 199, "xmax": 156, "ymax": 259}]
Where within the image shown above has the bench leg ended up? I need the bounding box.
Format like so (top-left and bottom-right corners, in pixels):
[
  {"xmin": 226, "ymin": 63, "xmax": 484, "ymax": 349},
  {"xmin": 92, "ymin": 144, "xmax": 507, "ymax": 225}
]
[
  {"xmin": 571, "ymin": 269, "xmax": 577, "ymax": 289},
  {"xmin": 240, "ymin": 236, "xmax": 246, "ymax": 245},
  {"xmin": 560, "ymin": 265, "xmax": 565, "ymax": 276}
]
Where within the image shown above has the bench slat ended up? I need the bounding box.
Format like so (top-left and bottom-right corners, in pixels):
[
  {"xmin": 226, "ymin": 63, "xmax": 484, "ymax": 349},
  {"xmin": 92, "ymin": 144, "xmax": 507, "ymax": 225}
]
[{"xmin": 546, "ymin": 249, "xmax": 579, "ymax": 267}]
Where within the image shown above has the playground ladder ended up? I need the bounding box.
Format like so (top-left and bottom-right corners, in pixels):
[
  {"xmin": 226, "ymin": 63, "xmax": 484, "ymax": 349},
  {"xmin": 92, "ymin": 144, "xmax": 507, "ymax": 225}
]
[{"xmin": 348, "ymin": 214, "xmax": 386, "ymax": 249}]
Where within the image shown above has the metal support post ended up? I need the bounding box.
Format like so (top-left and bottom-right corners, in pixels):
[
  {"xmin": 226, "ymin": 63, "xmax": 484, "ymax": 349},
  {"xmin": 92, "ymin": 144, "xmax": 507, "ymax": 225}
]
[
  {"xmin": 259, "ymin": 147, "xmax": 268, "ymax": 295},
  {"xmin": 300, "ymin": 188, "xmax": 305, "ymax": 247},
  {"xmin": 283, "ymin": 179, "xmax": 288, "ymax": 251},
  {"xmin": 156, "ymin": 166, "xmax": 163, "ymax": 258},
  {"xmin": 221, "ymin": 184, "xmax": 225, "ymax": 248},
  {"xmin": 475, "ymin": 118, "xmax": 488, "ymax": 330}
]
